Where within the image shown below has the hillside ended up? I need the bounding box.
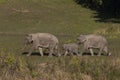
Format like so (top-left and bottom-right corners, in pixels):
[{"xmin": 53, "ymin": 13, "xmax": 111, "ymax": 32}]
[
  {"xmin": 0, "ymin": 0, "xmax": 120, "ymax": 80},
  {"xmin": 0, "ymin": 0, "xmax": 102, "ymax": 34}
]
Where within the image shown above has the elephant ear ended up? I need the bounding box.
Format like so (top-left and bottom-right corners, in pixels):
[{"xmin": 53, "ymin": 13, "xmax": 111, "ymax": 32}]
[
  {"xmin": 28, "ymin": 34, "xmax": 34, "ymax": 41},
  {"xmin": 79, "ymin": 34, "xmax": 87, "ymax": 42},
  {"xmin": 79, "ymin": 34, "xmax": 86, "ymax": 37},
  {"xmin": 25, "ymin": 34, "xmax": 34, "ymax": 43},
  {"xmin": 26, "ymin": 34, "xmax": 32, "ymax": 37}
]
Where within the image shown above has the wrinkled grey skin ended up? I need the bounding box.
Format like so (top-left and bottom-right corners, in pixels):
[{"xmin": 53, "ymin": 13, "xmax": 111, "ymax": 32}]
[
  {"xmin": 77, "ymin": 34, "xmax": 111, "ymax": 56},
  {"xmin": 22, "ymin": 33, "xmax": 59, "ymax": 57},
  {"xmin": 62, "ymin": 43, "xmax": 79, "ymax": 56}
]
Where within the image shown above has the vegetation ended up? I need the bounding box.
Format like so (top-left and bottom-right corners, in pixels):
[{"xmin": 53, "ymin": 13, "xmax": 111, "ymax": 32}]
[
  {"xmin": 0, "ymin": 0, "xmax": 120, "ymax": 80},
  {"xmin": 1, "ymin": 53, "xmax": 120, "ymax": 80},
  {"xmin": 75, "ymin": 0, "xmax": 120, "ymax": 18},
  {"xmin": 0, "ymin": 0, "xmax": 7, "ymax": 3}
]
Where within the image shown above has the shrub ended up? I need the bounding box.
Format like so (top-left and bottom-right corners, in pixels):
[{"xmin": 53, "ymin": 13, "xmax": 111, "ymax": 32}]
[
  {"xmin": 0, "ymin": 52, "xmax": 31, "ymax": 80},
  {"xmin": 1, "ymin": 52, "xmax": 120, "ymax": 80},
  {"xmin": 75, "ymin": 0, "xmax": 120, "ymax": 17}
]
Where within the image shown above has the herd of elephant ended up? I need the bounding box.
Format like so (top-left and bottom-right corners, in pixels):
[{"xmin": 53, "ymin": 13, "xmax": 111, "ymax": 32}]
[{"xmin": 22, "ymin": 33, "xmax": 111, "ymax": 57}]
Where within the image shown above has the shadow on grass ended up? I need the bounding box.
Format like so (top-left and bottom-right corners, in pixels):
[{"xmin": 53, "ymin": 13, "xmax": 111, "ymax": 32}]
[
  {"xmin": 22, "ymin": 52, "xmax": 58, "ymax": 57},
  {"xmin": 82, "ymin": 52, "xmax": 106, "ymax": 56},
  {"xmin": 54, "ymin": 52, "xmax": 106, "ymax": 56}
]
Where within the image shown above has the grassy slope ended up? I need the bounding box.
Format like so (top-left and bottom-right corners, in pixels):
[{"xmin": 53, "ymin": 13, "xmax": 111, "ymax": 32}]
[
  {"xmin": 0, "ymin": 0, "xmax": 120, "ymax": 62},
  {"xmin": 0, "ymin": 0, "xmax": 101, "ymax": 34},
  {"xmin": 0, "ymin": 0, "xmax": 120, "ymax": 80}
]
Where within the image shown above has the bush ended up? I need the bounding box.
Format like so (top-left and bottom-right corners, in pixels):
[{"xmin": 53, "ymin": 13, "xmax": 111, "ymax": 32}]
[
  {"xmin": 50, "ymin": 56, "xmax": 120, "ymax": 80},
  {"xmin": 0, "ymin": 52, "xmax": 32, "ymax": 80},
  {"xmin": 75, "ymin": 0, "xmax": 120, "ymax": 17},
  {"xmin": 1, "ymin": 52, "xmax": 120, "ymax": 80}
]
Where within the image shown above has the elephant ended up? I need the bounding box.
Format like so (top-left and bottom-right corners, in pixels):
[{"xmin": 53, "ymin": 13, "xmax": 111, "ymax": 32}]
[
  {"xmin": 77, "ymin": 34, "xmax": 111, "ymax": 56},
  {"xmin": 22, "ymin": 33, "xmax": 60, "ymax": 57},
  {"xmin": 62, "ymin": 43, "xmax": 79, "ymax": 56}
]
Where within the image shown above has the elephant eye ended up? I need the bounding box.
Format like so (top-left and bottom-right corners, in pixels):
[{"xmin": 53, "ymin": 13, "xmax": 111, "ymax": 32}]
[{"xmin": 30, "ymin": 40, "xmax": 33, "ymax": 43}]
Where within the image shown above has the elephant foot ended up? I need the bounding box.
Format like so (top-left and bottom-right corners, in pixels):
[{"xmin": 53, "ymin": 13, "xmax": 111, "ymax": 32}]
[
  {"xmin": 40, "ymin": 54, "xmax": 44, "ymax": 56},
  {"xmin": 26, "ymin": 54, "xmax": 30, "ymax": 56},
  {"xmin": 76, "ymin": 54, "xmax": 81, "ymax": 56},
  {"xmin": 108, "ymin": 53, "xmax": 111, "ymax": 56},
  {"xmin": 97, "ymin": 55, "xmax": 101, "ymax": 56},
  {"xmin": 57, "ymin": 53, "xmax": 61, "ymax": 57},
  {"xmin": 91, "ymin": 54, "xmax": 94, "ymax": 56},
  {"xmin": 49, "ymin": 54, "xmax": 53, "ymax": 57}
]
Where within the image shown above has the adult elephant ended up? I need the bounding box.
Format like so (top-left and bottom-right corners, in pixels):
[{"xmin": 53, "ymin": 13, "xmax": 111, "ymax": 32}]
[
  {"xmin": 22, "ymin": 33, "xmax": 60, "ymax": 57},
  {"xmin": 77, "ymin": 34, "xmax": 111, "ymax": 56}
]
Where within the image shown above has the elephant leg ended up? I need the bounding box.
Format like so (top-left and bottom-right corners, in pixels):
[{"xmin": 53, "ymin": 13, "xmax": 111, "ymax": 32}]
[
  {"xmin": 54, "ymin": 47, "xmax": 60, "ymax": 57},
  {"xmin": 49, "ymin": 48, "xmax": 53, "ymax": 57},
  {"xmin": 80, "ymin": 51, "xmax": 84, "ymax": 56},
  {"xmin": 38, "ymin": 47, "xmax": 43, "ymax": 56},
  {"xmin": 89, "ymin": 48, "xmax": 94, "ymax": 56},
  {"xmin": 80, "ymin": 48, "xmax": 85, "ymax": 56},
  {"xmin": 76, "ymin": 52, "xmax": 79, "ymax": 56},
  {"xmin": 108, "ymin": 52, "xmax": 111, "ymax": 56},
  {"xmin": 64, "ymin": 51, "xmax": 68, "ymax": 56},
  {"xmin": 21, "ymin": 44, "xmax": 27, "ymax": 52},
  {"xmin": 75, "ymin": 49, "xmax": 79, "ymax": 56},
  {"xmin": 98, "ymin": 48, "xmax": 103, "ymax": 56},
  {"xmin": 57, "ymin": 49, "xmax": 61, "ymax": 57},
  {"xmin": 104, "ymin": 47, "xmax": 108, "ymax": 53},
  {"xmin": 103, "ymin": 47, "xmax": 111, "ymax": 56},
  {"xmin": 27, "ymin": 46, "xmax": 34, "ymax": 56},
  {"xmin": 70, "ymin": 51, "xmax": 74, "ymax": 56}
]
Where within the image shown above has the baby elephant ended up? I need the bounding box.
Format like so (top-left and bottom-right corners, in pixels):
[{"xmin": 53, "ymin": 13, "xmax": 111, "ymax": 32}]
[
  {"xmin": 77, "ymin": 34, "xmax": 111, "ymax": 56},
  {"xmin": 62, "ymin": 43, "xmax": 79, "ymax": 56}
]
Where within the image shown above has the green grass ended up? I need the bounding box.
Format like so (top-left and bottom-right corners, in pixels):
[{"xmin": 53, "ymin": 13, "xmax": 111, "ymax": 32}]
[
  {"xmin": 0, "ymin": 0, "xmax": 7, "ymax": 3},
  {"xmin": 0, "ymin": 0, "xmax": 99, "ymax": 34},
  {"xmin": 0, "ymin": 1, "xmax": 120, "ymax": 79},
  {"xmin": 0, "ymin": 0, "xmax": 120, "ymax": 59}
]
